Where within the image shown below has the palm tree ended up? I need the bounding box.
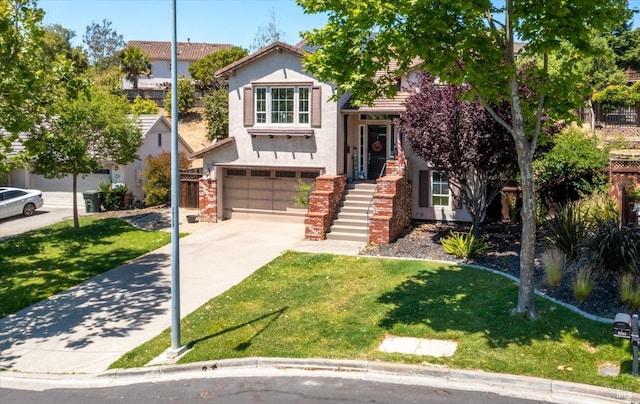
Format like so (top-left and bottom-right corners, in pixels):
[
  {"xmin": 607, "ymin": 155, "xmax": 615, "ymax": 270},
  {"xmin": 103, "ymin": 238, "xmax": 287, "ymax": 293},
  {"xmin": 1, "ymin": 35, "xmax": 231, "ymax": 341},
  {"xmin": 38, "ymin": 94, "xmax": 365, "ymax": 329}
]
[{"xmin": 119, "ymin": 46, "xmax": 150, "ymax": 90}]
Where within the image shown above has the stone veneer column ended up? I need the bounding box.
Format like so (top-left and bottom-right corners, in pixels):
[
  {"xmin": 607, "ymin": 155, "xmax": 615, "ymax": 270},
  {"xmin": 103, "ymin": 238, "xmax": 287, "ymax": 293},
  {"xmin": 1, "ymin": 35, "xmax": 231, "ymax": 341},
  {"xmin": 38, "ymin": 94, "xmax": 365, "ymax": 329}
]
[{"xmin": 198, "ymin": 177, "xmax": 217, "ymax": 223}]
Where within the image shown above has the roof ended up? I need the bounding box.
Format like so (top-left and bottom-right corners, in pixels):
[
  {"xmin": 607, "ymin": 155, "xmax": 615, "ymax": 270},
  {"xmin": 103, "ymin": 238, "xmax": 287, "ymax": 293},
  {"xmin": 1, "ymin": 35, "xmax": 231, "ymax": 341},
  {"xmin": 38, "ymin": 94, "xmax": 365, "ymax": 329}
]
[
  {"xmin": 189, "ymin": 137, "xmax": 236, "ymax": 159},
  {"xmin": 134, "ymin": 114, "xmax": 194, "ymax": 154},
  {"xmin": 126, "ymin": 40, "xmax": 235, "ymax": 62},
  {"xmin": 216, "ymin": 41, "xmax": 308, "ymax": 78},
  {"xmin": 342, "ymin": 91, "xmax": 412, "ymax": 113}
]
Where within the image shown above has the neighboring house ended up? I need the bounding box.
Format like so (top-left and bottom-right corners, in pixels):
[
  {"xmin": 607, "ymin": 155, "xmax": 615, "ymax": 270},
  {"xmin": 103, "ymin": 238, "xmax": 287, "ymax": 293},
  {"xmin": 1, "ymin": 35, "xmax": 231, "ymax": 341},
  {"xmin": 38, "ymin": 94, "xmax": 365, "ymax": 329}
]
[
  {"xmin": 191, "ymin": 41, "xmax": 471, "ymax": 243},
  {"xmin": 124, "ymin": 40, "xmax": 235, "ymax": 89},
  {"xmin": 1, "ymin": 115, "xmax": 193, "ymax": 203}
]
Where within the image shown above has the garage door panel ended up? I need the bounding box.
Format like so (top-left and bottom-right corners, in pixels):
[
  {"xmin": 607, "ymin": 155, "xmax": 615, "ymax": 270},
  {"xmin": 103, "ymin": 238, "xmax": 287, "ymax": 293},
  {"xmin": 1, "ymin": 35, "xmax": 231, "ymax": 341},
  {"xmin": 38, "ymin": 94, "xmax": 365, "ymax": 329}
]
[{"xmin": 224, "ymin": 169, "xmax": 308, "ymax": 214}]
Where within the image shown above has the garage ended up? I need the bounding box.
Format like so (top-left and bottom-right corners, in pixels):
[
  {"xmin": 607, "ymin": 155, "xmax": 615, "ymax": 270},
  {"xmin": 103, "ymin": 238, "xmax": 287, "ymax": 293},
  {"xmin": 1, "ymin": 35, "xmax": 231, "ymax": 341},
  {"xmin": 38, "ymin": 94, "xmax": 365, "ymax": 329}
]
[
  {"xmin": 223, "ymin": 168, "xmax": 319, "ymax": 215},
  {"xmin": 32, "ymin": 172, "xmax": 111, "ymax": 192}
]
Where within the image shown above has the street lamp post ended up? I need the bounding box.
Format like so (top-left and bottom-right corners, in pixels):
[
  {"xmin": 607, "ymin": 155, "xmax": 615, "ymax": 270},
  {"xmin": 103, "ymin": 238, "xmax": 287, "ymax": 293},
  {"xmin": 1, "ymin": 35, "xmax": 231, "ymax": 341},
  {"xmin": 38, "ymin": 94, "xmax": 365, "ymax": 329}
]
[{"xmin": 165, "ymin": 0, "xmax": 186, "ymax": 359}]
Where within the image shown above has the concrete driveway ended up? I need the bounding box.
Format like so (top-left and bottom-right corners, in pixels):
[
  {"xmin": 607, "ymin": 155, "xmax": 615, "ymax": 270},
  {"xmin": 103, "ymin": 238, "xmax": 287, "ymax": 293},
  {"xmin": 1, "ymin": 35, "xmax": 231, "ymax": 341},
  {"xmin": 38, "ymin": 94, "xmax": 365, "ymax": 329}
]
[{"xmin": 0, "ymin": 219, "xmax": 321, "ymax": 373}]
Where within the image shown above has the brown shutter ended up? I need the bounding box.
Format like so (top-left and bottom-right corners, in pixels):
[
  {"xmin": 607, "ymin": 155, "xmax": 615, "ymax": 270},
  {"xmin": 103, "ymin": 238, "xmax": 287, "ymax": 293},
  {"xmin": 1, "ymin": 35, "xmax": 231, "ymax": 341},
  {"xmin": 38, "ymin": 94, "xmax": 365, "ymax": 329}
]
[
  {"xmin": 311, "ymin": 86, "xmax": 321, "ymax": 127},
  {"xmin": 243, "ymin": 87, "xmax": 253, "ymax": 126},
  {"xmin": 418, "ymin": 170, "xmax": 429, "ymax": 207}
]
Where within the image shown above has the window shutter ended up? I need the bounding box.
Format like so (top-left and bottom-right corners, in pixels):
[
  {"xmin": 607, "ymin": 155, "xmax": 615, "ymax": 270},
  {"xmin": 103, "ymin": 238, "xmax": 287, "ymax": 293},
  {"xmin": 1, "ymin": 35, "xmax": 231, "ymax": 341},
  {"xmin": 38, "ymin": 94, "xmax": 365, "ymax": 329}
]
[
  {"xmin": 311, "ymin": 86, "xmax": 321, "ymax": 127},
  {"xmin": 243, "ymin": 87, "xmax": 253, "ymax": 126}
]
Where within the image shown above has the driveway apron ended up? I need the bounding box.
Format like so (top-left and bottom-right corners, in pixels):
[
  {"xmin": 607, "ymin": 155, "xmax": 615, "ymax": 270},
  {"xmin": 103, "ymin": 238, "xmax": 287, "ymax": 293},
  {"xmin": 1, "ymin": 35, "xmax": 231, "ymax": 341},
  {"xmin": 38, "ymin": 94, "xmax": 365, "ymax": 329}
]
[{"xmin": 0, "ymin": 219, "xmax": 304, "ymax": 374}]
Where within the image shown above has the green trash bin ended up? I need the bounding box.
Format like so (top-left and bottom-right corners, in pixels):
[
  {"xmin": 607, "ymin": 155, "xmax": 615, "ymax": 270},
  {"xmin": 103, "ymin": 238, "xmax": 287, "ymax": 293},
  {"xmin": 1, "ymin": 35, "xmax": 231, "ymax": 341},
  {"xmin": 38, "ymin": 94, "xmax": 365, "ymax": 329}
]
[{"xmin": 82, "ymin": 190, "xmax": 103, "ymax": 213}]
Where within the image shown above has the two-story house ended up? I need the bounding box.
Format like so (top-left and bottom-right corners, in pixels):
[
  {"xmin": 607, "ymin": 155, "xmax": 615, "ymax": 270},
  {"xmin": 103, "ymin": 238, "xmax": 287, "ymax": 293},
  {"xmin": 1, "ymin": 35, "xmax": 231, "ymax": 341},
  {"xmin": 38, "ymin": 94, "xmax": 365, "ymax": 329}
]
[{"xmin": 192, "ymin": 41, "xmax": 471, "ymax": 243}]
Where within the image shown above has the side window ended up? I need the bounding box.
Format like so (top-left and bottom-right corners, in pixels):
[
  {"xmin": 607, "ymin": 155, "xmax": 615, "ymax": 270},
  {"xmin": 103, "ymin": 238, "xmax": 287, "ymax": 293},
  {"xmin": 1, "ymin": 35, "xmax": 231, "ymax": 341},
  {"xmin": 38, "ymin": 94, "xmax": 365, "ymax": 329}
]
[
  {"xmin": 255, "ymin": 87, "xmax": 267, "ymax": 124},
  {"xmin": 298, "ymin": 87, "xmax": 309, "ymax": 124},
  {"xmin": 431, "ymin": 171, "xmax": 450, "ymax": 207},
  {"xmin": 158, "ymin": 133, "xmax": 162, "ymax": 147}
]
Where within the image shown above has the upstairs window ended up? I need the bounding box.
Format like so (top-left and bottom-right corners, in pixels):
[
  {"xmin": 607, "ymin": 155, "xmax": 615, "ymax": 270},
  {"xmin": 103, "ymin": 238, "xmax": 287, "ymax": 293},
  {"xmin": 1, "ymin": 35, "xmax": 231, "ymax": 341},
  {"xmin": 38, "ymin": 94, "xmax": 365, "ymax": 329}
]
[{"xmin": 253, "ymin": 86, "xmax": 312, "ymax": 125}]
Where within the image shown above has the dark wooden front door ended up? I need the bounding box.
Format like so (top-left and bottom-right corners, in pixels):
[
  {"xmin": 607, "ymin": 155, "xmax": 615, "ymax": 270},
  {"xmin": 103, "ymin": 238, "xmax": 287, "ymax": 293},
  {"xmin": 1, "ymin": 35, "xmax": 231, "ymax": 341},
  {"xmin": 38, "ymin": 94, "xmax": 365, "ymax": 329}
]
[{"xmin": 367, "ymin": 125, "xmax": 387, "ymax": 180}]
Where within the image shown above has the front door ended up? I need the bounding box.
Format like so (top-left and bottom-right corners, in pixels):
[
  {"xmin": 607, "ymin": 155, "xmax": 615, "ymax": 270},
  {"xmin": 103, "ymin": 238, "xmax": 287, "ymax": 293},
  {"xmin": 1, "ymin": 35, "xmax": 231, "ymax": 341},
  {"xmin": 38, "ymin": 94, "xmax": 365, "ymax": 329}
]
[{"xmin": 367, "ymin": 125, "xmax": 387, "ymax": 180}]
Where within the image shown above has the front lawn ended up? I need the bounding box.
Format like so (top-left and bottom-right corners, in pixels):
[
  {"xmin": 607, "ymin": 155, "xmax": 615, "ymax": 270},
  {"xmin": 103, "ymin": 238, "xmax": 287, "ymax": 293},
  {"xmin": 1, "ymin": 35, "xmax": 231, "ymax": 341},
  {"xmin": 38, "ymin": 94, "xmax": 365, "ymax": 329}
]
[
  {"xmin": 111, "ymin": 252, "xmax": 637, "ymax": 391},
  {"xmin": 0, "ymin": 217, "xmax": 172, "ymax": 318}
]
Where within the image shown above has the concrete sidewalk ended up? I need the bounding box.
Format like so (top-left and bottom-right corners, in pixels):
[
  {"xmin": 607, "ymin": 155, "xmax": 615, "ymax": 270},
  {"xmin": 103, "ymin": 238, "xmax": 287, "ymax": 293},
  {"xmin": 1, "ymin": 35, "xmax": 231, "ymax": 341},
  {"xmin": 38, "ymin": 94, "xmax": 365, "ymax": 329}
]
[{"xmin": 0, "ymin": 219, "xmax": 362, "ymax": 374}]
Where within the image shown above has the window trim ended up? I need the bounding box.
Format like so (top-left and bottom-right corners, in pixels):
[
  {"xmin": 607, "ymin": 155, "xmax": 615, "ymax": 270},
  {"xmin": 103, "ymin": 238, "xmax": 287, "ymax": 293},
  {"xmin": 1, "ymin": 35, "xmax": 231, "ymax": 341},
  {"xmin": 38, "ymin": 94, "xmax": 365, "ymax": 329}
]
[
  {"xmin": 253, "ymin": 85, "xmax": 310, "ymax": 126},
  {"xmin": 244, "ymin": 85, "xmax": 321, "ymax": 128}
]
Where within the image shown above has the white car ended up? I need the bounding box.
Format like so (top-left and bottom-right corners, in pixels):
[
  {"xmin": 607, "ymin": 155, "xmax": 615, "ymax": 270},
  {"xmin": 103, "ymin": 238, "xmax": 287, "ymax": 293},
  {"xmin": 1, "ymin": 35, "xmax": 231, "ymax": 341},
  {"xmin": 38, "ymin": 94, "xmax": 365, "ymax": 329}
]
[{"xmin": 0, "ymin": 187, "xmax": 44, "ymax": 219}]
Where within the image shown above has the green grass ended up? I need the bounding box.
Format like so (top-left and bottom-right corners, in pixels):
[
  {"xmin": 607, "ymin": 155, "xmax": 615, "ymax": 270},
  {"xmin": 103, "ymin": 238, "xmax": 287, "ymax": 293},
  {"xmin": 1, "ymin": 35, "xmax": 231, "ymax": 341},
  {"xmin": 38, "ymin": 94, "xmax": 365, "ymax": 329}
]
[
  {"xmin": 111, "ymin": 252, "xmax": 637, "ymax": 391},
  {"xmin": 0, "ymin": 217, "xmax": 172, "ymax": 317}
]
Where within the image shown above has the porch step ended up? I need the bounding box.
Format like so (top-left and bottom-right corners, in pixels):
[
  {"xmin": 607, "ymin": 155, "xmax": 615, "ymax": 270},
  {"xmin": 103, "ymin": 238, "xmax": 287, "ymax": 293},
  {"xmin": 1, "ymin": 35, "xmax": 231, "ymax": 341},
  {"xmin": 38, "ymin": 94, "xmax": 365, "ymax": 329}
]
[{"xmin": 326, "ymin": 182, "xmax": 376, "ymax": 243}]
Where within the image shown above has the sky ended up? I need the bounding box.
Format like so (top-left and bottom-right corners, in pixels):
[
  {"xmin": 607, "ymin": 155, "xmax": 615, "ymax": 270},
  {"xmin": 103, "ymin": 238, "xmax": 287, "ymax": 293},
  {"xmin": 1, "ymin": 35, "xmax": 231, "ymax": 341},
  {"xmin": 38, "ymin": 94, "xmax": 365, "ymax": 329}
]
[
  {"xmin": 38, "ymin": 0, "xmax": 329, "ymax": 50},
  {"xmin": 35, "ymin": 0, "xmax": 640, "ymax": 51}
]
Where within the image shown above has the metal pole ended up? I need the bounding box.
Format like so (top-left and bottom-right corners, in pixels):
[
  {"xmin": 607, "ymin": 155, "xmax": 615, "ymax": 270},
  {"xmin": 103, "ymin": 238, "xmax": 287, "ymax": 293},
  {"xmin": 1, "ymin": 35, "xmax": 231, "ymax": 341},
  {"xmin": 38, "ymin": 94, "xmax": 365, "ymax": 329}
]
[
  {"xmin": 633, "ymin": 314, "xmax": 638, "ymax": 377},
  {"xmin": 169, "ymin": 0, "xmax": 182, "ymax": 354}
]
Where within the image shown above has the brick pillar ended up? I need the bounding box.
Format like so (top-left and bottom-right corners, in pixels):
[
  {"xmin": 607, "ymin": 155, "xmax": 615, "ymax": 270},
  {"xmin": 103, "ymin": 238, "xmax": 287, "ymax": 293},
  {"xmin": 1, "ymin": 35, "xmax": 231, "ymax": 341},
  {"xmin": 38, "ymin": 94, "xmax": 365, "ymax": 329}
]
[
  {"xmin": 199, "ymin": 177, "xmax": 217, "ymax": 223},
  {"xmin": 369, "ymin": 160, "xmax": 411, "ymax": 245},
  {"xmin": 305, "ymin": 174, "xmax": 347, "ymax": 240}
]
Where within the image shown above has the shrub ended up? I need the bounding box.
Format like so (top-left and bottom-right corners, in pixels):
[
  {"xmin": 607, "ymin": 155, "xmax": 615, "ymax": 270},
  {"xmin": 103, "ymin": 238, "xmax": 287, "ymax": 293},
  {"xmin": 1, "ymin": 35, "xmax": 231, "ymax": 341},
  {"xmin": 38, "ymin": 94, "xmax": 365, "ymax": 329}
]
[
  {"xmin": 441, "ymin": 227, "xmax": 490, "ymax": 258},
  {"xmin": 164, "ymin": 76, "xmax": 196, "ymax": 117},
  {"xmin": 292, "ymin": 179, "xmax": 313, "ymax": 208},
  {"xmin": 202, "ymin": 89, "xmax": 228, "ymax": 140},
  {"xmin": 141, "ymin": 151, "xmax": 190, "ymax": 206},
  {"xmin": 131, "ymin": 95, "xmax": 159, "ymax": 115},
  {"xmin": 541, "ymin": 247, "xmax": 565, "ymax": 289},
  {"xmin": 572, "ymin": 265, "xmax": 595, "ymax": 304},
  {"xmin": 579, "ymin": 190, "xmax": 619, "ymax": 228},
  {"xmin": 619, "ymin": 274, "xmax": 640, "ymax": 311},
  {"xmin": 586, "ymin": 222, "xmax": 640, "ymax": 280},
  {"xmin": 99, "ymin": 182, "xmax": 128, "ymax": 211},
  {"xmin": 546, "ymin": 202, "xmax": 584, "ymax": 260}
]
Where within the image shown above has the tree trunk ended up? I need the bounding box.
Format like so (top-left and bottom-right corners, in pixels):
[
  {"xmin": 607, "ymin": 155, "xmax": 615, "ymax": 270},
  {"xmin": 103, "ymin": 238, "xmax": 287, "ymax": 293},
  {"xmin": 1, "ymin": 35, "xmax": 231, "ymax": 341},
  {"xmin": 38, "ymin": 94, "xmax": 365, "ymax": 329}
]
[
  {"xmin": 72, "ymin": 173, "xmax": 79, "ymax": 229},
  {"xmin": 513, "ymin": 129, "xmax": 537, "ymax": 319}
]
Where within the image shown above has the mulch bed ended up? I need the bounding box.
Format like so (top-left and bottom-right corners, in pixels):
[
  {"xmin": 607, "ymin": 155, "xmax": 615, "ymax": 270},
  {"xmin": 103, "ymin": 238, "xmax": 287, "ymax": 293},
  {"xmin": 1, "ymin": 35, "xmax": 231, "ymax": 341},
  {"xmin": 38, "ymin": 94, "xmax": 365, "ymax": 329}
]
[{"xmin": 361, "ymin": 220, "xmax": 625, "ymax": 320}]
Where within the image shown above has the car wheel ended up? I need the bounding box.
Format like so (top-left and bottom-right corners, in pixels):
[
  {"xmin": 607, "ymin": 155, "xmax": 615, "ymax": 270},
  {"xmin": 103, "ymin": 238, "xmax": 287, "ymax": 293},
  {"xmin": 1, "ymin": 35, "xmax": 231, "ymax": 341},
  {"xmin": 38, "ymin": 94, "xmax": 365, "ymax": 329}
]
[{"xmin": 23, "ymin": 203, "xmax": 36, "ymax": 216}]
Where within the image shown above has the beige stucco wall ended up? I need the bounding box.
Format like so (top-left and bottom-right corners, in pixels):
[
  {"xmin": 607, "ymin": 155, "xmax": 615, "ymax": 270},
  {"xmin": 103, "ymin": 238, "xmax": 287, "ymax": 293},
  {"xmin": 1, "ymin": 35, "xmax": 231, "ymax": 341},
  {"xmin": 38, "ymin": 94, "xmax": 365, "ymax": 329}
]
[
  {"xmin": 204, "ymin": 50, "xmax": 341, "ymax": 176},
  {"xmin": 151, "ymin": 60, "xmax": 192, "ymax": 79}
]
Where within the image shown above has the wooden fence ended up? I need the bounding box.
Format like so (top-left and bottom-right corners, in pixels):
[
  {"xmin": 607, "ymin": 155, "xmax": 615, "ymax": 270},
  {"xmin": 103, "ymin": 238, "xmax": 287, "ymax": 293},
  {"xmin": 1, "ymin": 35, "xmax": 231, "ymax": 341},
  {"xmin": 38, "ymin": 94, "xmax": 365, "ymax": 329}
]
[{"xmin": 179, "ymin": 168, "xmax": 202, "ymax": 208}]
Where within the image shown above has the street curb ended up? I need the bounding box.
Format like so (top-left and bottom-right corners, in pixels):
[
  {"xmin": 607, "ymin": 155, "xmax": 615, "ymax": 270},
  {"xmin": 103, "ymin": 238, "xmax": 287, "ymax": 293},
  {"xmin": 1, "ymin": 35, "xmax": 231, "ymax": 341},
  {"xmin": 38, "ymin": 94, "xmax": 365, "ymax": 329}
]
[{"xmin": 3, "ymin": 358, "xmax": 633, "ymax": 403}]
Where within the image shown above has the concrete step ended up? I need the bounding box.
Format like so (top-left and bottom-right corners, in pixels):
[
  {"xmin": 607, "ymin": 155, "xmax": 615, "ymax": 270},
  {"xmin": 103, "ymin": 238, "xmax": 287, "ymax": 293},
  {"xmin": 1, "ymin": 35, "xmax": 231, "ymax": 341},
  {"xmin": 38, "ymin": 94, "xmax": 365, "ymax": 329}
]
[
  {"xmin": 332, "ymin": 218, "xmax": 368, "ymax": 228},
  {"xmin": 330, "ymin": 224, "xmax": 368, "ymax": 235},
  {"xmin": 326, "ymin": 231, "xmax": 369, "ymax": 243},
  {"xmin": 335, "ymin": 212, "xmax": 368, "ymax": 221}
]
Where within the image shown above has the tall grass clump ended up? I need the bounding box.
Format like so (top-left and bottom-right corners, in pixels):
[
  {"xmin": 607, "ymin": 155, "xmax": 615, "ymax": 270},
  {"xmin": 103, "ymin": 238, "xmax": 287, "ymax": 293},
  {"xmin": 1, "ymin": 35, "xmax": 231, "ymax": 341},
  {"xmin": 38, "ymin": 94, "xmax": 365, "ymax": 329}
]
[
  {"xmin": 540, "ymin": 247, "xmax": 565, "ymax": 289},
  {"xmin": 572, "ymin": 264, "xmax": 595, "ymax": 304},
  {"xmin": 585, "ymin": 221, "xmax": 640, "ymax": 281},
  {"xmin": 619, "ymin": 273, "xmax": 640, "ymax": 311},
  {"xmin": 441, "ymin": 227, "xmax": 490, "ymax": 259}
]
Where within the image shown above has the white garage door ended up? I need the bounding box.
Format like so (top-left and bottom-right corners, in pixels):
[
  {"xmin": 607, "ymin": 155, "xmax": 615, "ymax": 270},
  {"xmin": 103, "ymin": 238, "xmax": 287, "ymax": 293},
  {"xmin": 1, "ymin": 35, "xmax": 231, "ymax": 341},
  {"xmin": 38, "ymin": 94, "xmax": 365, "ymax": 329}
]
[
  {"xmin": 32, "ymin": 173, "xmax": 111, "ymax": 192},
  {"xmin": 224, "ymin": 168, "xmax": 317, "ymax": 213}
]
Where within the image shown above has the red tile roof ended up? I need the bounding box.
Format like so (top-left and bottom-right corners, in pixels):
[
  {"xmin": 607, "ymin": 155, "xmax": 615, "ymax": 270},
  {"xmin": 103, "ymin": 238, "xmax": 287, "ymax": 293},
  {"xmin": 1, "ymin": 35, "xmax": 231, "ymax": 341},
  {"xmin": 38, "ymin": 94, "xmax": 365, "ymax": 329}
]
[{"xmin": 126, "ymin": 40, "xmax": 235, "ymax": 61}]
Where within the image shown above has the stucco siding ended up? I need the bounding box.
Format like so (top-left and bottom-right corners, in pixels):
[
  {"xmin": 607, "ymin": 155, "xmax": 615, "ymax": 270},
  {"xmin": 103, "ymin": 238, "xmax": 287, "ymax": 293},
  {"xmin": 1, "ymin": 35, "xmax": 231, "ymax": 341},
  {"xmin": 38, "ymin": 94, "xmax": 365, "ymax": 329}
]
[{"xmin": 226, "ymin": 50, "xmax": 340, "ymax": 175}]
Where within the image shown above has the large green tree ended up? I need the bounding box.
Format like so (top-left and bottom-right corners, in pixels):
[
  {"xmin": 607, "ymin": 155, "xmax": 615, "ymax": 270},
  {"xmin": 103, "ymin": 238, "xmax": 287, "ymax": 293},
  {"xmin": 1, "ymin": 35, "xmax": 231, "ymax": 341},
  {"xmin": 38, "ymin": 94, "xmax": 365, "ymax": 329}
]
[
  {"xmin": 83, "ymin": 19, "xmax": 125, "ymax": 71},
  {"xmin": 42, "ymin": 24, "xmax": 88, "ymax": 74},
  {"xmin": 26, "ymin": 83, "xmax": 142, "ymax": 229},
  {"xmin": 188, "ymin": 46, "xmax": 247, "ymax": 91},
  {"xmin": 0, "ymin": 0, "xmax": 47, "ymax": 178},
  {"xmin": 298, "ymin": 0, "xmax": 630, "ymax": 318},
  {"xmin": 119, "ymin": 46, "xmax": 150, "ymax": 90}
]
